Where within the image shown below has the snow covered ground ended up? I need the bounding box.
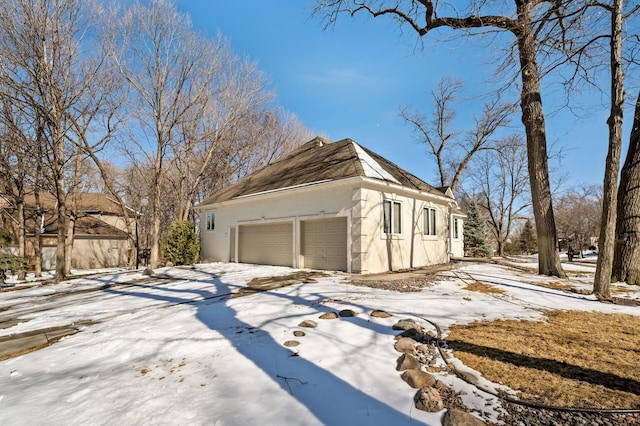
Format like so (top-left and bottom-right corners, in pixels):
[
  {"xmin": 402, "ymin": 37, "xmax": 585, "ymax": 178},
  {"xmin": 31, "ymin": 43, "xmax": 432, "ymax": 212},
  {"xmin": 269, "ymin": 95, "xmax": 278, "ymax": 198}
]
[{"xmin": 1, "ymin": 261, "xmax": 638, "ymax": 426}]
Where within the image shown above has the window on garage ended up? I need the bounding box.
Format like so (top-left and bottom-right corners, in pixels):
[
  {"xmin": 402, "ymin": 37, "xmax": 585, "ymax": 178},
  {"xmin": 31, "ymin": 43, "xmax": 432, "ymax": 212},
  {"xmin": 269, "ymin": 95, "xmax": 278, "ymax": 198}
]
[
  {"xmin": 383, "ymin": 199, "xmax": 401, "ymax": 234},
  {"xmin": 423, "ymin": 207, "xmax": 436, "ymax": 236},
  {"xmin": 206, "ymin": 212, "xmax": 215, "ymax": 230}
]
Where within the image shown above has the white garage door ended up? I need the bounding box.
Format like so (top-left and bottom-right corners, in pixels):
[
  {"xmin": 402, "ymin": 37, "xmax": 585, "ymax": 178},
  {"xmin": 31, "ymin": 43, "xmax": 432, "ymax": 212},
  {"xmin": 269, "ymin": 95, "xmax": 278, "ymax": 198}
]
[
  {"xmin": 301, "ymin": 217, "xmax": 348, "ymax": 272},
  {"xmin": 238, "ymin": 222, "xmax": 293, "ymax": 267}
]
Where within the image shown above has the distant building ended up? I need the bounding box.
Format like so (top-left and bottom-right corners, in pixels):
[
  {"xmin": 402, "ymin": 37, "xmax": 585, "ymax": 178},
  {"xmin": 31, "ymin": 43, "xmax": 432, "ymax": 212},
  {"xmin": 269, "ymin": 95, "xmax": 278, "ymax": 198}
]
[{"xmin": 1, "ymin": 192, "xmax": 135, "ymax": 270}]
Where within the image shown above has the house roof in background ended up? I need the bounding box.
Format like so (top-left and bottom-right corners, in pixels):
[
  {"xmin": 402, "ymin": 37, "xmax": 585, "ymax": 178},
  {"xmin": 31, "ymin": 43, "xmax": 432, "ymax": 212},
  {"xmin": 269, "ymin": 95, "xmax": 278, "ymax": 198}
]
[
  {"xmin": 0, "ymin": 192, "xmax": 128, "ymax": 215},
  {"xmin": 199, "ymin": 137, "xmax": 451, "ymax": 205},
  {"xmin": 1, "ymin": 192, "xmax": 130, "ymax": 238}
]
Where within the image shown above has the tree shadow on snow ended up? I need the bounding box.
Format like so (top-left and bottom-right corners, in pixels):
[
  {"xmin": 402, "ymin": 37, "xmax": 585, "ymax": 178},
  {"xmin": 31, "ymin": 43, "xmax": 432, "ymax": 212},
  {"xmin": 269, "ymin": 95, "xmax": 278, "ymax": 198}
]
[{"xmin": 101, "ymin": 266, "xmax": 425, "ymax": 425}]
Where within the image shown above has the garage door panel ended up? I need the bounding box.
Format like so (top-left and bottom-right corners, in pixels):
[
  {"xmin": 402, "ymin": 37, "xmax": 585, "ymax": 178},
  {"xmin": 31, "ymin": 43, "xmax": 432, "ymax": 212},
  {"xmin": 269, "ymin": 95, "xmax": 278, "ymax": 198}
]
[
  {"xmin": 302, "ymin": 218, "xmax": 347, "ymax": 272},
  {"xmin": 239, "ymin": 222, "xmax": 293, "ymax": 267}
]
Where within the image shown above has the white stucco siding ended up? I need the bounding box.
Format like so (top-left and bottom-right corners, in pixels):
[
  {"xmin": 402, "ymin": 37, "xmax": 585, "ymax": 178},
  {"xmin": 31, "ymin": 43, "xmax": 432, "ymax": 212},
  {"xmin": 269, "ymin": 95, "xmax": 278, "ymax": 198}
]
[
  {"xmin": 357, "ymin": 186, "xmax": 451, "ymax": 274},
  {"xmin": 198, "ymin": 180, "xmax": 356, "ymax": 270},
  {"xmin": 198, "ymin": 177, "xmax": 461, "ymax": 274}
]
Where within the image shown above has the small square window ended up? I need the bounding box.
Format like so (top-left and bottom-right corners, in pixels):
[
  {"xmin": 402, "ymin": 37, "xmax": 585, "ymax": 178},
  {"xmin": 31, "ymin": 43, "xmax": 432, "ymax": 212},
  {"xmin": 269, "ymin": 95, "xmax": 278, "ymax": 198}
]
[{"xmin": 206, "ymin": 212, "xmax": 216, "ymax": 231}]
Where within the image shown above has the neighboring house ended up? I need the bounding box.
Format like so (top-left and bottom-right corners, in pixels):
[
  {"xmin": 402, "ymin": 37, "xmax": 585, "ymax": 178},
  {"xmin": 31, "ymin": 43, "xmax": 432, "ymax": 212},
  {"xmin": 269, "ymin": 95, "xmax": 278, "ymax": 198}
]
[
  {"xmin": 196, "ymin": 137, "xmax": 465, "ymax": 274},
  {"xmin": 0, "ymin": 192, "xmax": 134, "ymax": 270}
]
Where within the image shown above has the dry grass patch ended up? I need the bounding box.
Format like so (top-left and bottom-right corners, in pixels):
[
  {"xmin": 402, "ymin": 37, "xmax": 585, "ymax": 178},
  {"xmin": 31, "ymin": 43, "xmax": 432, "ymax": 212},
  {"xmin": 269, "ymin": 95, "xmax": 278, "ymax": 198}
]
[
  {"xmin": 447, "ymin": 310, "xmax": 640, "ymax": 409},
  {"xmin": 462, "ymin": 281, "xmax": 506, "ymax": 294},
  {"xmin": 534, "ymin": 280, "xmax": 575, "ymax": 291}
]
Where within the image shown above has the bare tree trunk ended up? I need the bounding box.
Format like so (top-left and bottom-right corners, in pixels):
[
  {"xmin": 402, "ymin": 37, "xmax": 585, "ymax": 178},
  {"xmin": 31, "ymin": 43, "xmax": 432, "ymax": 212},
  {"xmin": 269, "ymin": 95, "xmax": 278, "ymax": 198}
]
[
  {"xmin": 34, "ymin": 141, "xmax": 43, "ymax": 278},
  {"xmin": 150, "ymin": 152, "xmax": 163, "ymax": 270},
  {"xmin": 64, "ymin": 149, "xmax": 83, "ymax": 274},
  {"xmin": 516, "ymin": 3, "xmax": 565, "ymax": 278},
  {"xmin": 65, "ymin": 198, "xmax": 76, "ymax": 274},
  {"xmin": 613, "ymin": 90, "xmax": 640, "ymax": 285},
  {"xmin": 54, "ymin": 184, "xmax": 66, "ymax": 282},
  {"xmin": 16, "ymin": 199, "xmax": 26, "ymax": 280},
  {"xmin": 54, "ymin": 127, "xmax": 66, "ymax": 282},
  {"xmin": 594, "ymin": 0, "xmax": 624, "ymax": 299},
  {"xmin": 33, "ymin": 203, "xmax": 42, "ymax": 277}
]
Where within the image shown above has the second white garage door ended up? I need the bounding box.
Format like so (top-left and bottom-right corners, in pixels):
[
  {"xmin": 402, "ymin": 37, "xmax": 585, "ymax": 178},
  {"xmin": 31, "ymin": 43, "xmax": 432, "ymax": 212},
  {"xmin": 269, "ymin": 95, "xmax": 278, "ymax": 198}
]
[
  {"xmin": 238, "ymin": 222, "xmax": 293, "ymax": 267},
  {"xmin": 301, "ymin": 217, "xmax": 348, "ymax": 272}
]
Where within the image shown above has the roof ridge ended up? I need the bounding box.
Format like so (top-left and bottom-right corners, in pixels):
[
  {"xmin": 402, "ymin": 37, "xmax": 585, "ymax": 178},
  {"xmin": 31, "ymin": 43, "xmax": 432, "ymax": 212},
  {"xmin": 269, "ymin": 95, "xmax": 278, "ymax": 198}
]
[
  {"xmin": 197, "ymin": 136, "xmax": 450, "ymax": 206},
  {"xmin": 336, "ymin": 138, "xmax": 364, "ymax": 177}
]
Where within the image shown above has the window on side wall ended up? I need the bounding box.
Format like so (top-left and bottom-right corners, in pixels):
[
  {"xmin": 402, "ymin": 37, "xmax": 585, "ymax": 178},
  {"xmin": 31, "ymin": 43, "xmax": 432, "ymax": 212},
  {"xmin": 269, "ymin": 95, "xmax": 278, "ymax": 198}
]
[
  {"xmin": 453, "ymin": 217, "xmax": 459, "ymax": 239},
  {"xmin": 206, "ymin": 212, "xmax": 216, "ymax": 231},
  {"xmin": 423, "ymin": 207, "xmax": 436, "ymax": 236},
  {"xmin": 383, "ymin": 200, "xmax": 401, "ymax": 234}
]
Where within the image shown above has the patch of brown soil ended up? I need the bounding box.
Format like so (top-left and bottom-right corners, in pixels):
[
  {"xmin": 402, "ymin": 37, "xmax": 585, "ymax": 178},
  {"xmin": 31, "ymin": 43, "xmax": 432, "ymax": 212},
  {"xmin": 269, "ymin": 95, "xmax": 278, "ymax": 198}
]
[
  {"xmin": 232, "ymin": 271, "xmax": 328, "ymax": 298},
  {"xmin": 447, "ymin": 310, "xmax": 640, "ymax": 409},
  {"xmin": 462, "ymin": 281, "xmax": 506, "ymax": 294},
  {"xmin": 348, "ymin": 276, "xmax": 437, "ymax": 292},
  {"xmin": 0, "ymin": 283, "xmax": 42, "ymax": 293},
  {"xmin": 0, "ymin": 340, "xmax": 63, "ymax": 361}
]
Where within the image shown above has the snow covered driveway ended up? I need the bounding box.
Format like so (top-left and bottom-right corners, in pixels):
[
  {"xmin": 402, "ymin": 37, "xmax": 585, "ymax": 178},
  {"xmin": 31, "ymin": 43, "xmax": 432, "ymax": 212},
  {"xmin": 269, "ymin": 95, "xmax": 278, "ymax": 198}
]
[{"xmin": 1, "ymin": 262, "xmax": 638, "ymax": 425}]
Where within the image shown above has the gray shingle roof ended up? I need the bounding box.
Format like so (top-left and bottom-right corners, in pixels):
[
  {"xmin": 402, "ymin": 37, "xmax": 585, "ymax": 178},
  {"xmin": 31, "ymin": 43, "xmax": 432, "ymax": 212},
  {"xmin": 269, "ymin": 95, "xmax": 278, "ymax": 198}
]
[{"xmin": 199, "ymin": 137, "xmax": 450, "ymax": 205}]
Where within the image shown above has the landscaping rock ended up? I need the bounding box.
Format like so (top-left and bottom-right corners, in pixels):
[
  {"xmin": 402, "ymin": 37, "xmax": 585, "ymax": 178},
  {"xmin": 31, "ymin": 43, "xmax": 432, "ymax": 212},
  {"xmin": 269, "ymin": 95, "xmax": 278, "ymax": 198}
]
[
  {"xmin": 401, "ymin": 369, "xmax": 435, "ymax": 389},
  {"xmin": 293, "ymin": 330, "xmax": 305, "ymax": 337},
  {"xmin": 394, "ymin": 337, "xmax": 417, "ymax": 354},
  {"xmin": 442, "ymin": 409, "xmax": 487, "ymax": 426},
  {"xmin": 396, "ymin": 353, "xmax": 421, "ymax": 371},
  {"xmin": 371, "ymin": 309, "xmax": 392, "ymax": 318},
  {"xmin": 338, "ymin": 309, "xmax": 357, "ymax": 317},
  {"xmin": 416, "ymin": 344, "xmax": 436, "ymax": 355},
  {"xmin": 298, "ymin": 320, "xmax": 317, "ymax": 328},
  {"xmin": 319, "ymin": 312, "xmax": 338, "ymax": 320},
  {"xmin": 414, "ymin": 387, "xmax": 444, "ymax": 412},
  {"xmin": 396, "ymin": 328, "xmax": 420, "ymax": 339},
  {"xmin": 283, "ymin": 340, "xmax": 300, "ymax": 347},
  {"xmin": 456, "ymin": 369, "xmax": 480, "ymax": 386},
  {"xmin": 392, "ymin": 319, "xmax": 424, "ymax": 333}
]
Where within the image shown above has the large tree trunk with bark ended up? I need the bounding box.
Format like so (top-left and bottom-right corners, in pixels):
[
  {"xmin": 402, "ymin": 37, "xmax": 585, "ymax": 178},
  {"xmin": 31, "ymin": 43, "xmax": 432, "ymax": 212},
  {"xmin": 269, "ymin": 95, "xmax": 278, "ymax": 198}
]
[
  {"xmin": 594, "ymin": 0, "xmax": 624, "ymax": 299},
  {"xmin": 149, "ymin": 150, "xmax": 163, "ymax": 270},
  {"xmin": 516, "ymin": 3, "xmax": 565, "ymax": 278},
  {"xmin": 613, "ymin": 90, "xmax": 640, "ymax": 285}
]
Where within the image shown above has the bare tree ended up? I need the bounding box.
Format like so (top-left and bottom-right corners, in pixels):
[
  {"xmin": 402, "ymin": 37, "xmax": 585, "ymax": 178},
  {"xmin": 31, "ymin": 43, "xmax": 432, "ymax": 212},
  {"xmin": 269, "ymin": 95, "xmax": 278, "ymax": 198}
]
[
  {"xmin": 168, "ymin": 49, "xmax": 275, "ymax": 222},
  {"xmin": 0, "ymin": 0, "xmax": 105, "ymax": 281},
  {"xmin": 555, "ymin": 185, "xmax": 602, "ymax": 255},
  {"xmin": 400, "ymin": 77, "xmax": 515, "ymax": 192},
  {"xmin": 592, "ymin": 0, "xmax": 638, "ymax": 299},
  {"xmin": 314, "ymin": 0, "xmax": 570, "ymax": 277},
  {"xmin": 469, "ymin": 135, "xmax": 530, "ymax": 257},
  {"xmin": 0, "ymin": 91, "xmax": 32, "ymax": 279},
  {"xmin": 106, "ymin": 0, "xmax": 223, "ymax": 270}
]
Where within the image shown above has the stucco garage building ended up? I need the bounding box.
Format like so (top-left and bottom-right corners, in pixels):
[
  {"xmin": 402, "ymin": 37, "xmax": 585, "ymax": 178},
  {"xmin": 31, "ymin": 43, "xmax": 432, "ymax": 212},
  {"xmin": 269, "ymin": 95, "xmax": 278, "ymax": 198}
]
[{"xmin": 197, "ymin": 137, "xmax": 465, "ymax": 274}]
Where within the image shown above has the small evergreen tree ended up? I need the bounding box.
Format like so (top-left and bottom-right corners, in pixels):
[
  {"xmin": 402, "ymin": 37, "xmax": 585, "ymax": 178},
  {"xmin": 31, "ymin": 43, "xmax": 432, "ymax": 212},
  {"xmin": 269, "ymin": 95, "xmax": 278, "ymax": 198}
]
[
  {"xmin": 0, "ymin": 227, "xmax": 27, "ymax": 284},
  {"xmin": 518, "ymin": 219, "xmax": 538, "ymax": 254},
  {"xmin": 164, "ymin": 221, "xmax": 200, "ymax": 266},
  {"xmin": 463, "ymin": 202, "xmax": 493, "ymax": 258}
]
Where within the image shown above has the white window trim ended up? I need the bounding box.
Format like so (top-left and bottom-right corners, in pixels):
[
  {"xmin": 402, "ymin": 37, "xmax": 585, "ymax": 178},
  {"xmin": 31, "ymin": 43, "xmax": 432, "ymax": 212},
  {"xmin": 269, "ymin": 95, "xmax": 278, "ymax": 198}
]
[
  {"xmin": 383, "ymin": 199, "xmax": 402, "ymax": 236},
  {"xmin": 453, "ymin": 217, "xmax": 460, "ymax": 240},
  {"xmin": 423, "ymin": 207, "xmax": 437, "ymax": 237},
  {"xmin": 206, "ymin": 211, "xmax": 216, "ymax": 231}
]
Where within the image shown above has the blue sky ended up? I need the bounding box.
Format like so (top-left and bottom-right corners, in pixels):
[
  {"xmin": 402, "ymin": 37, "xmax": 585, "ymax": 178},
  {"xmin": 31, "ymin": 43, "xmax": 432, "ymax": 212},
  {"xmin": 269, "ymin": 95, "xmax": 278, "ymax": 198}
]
[{"xmin": 174, "ymin": 0, "xmax": 626, "ymax": 190}]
